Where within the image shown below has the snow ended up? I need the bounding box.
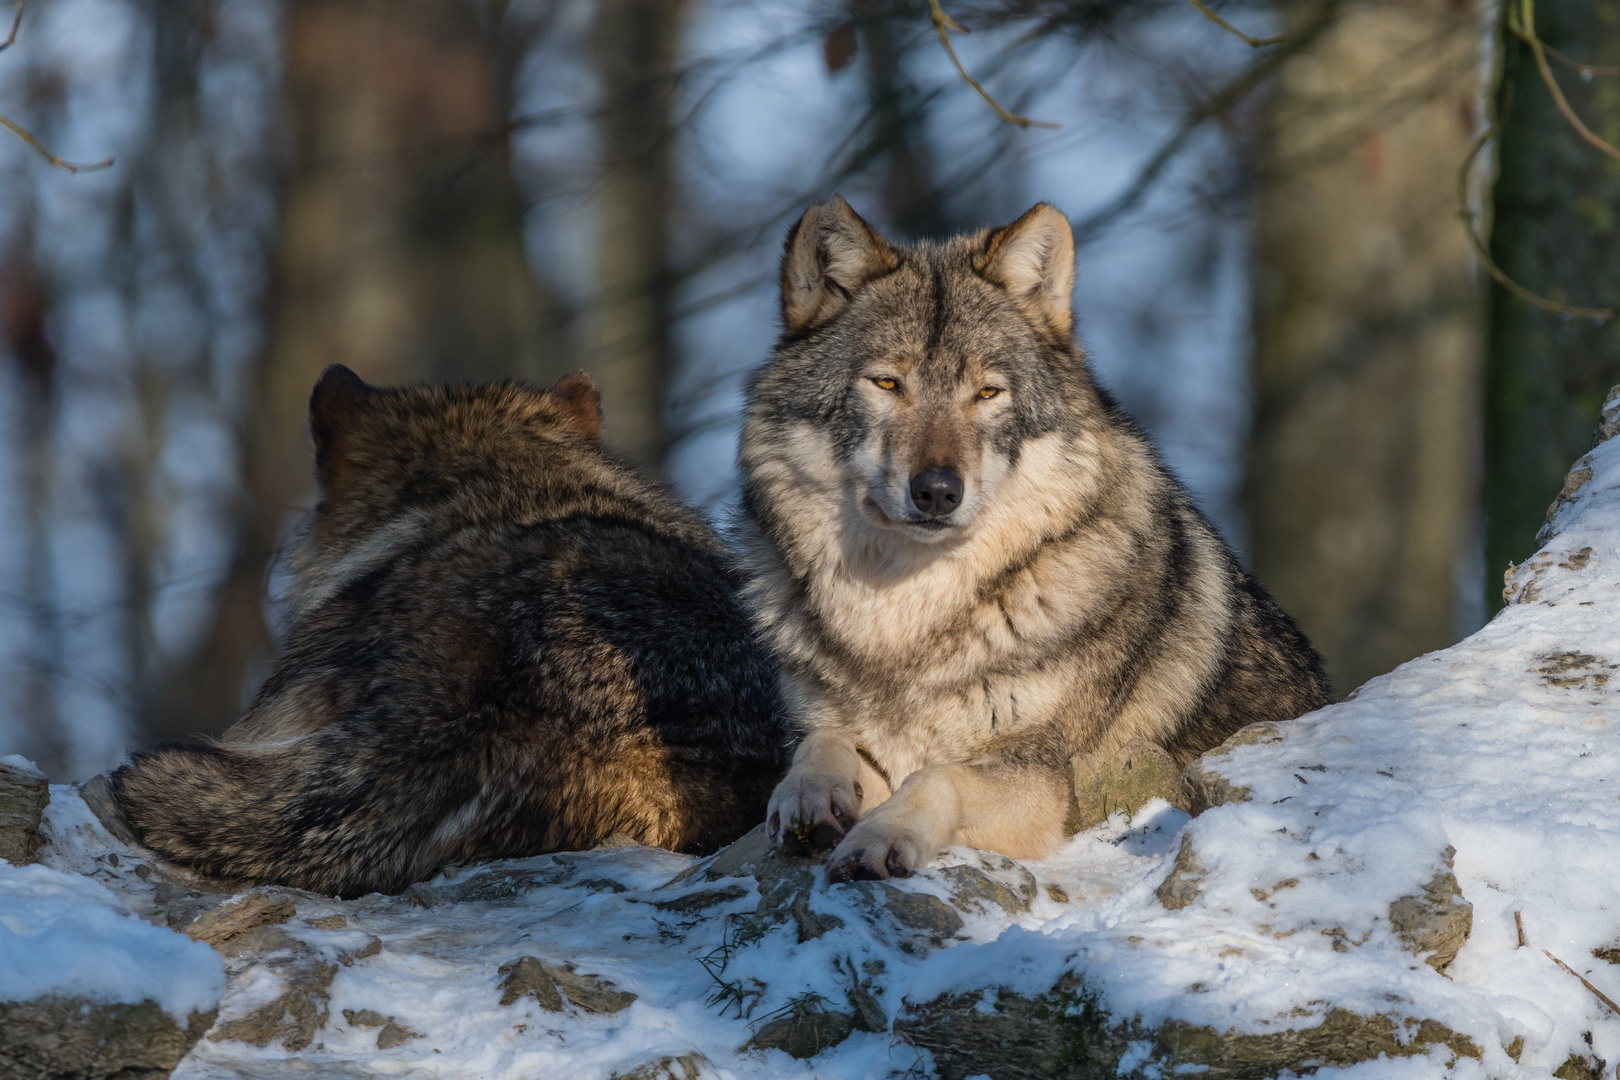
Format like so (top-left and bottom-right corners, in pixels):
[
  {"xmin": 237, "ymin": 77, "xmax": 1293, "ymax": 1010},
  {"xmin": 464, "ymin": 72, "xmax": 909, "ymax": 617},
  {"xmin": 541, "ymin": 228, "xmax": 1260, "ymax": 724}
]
[
  {"xmin": 0, "ymin": 860, "xmax": 224, "ymax": 1018},
  {"xmin": 1, "ymin": 753, "xmax": 43, "ymax": 777},
  {"xmin": 14, "ymin": 410, "xmax": 1620, "ymax": 1075}
]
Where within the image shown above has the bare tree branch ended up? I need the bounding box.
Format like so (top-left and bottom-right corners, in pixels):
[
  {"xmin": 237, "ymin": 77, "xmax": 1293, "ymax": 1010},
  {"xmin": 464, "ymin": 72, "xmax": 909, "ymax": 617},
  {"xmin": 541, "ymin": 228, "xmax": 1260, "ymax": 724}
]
[
  {"xmin": 0, "ymin": 0, "xmax": 115, "ymax": 172},
  {"xmin": 1509, "ymin": 0, "xmax": 1620, "ymax": 162},
  {"xmin": 927, "ymin": 0, "xmax": 1059, "ymax": 130},
  {"xmin": 1072, "ymin": 0, "xmax": 1340, "ymax": 246},
  {"xmin": 1458, "ymin": 126, "xmax": 1613, "ymax": 322},
  {"xmin": 1540, "ymin": 41, "xmax": 1618, "ymax": 80},
  {"xmin": 0, "ymin": 0, "xmax": 22, "ymax": 53},
  {"xmin": 0, "ymin": 113, "xmax": 115, "ymax": 172},
  {"xmin": 1544, "ymin": 951, "xmax": 1620, "ymax": 1018},
  {"xmin": 1183, "ymin": 0, "xmax": 1284, "ymax": 47}
]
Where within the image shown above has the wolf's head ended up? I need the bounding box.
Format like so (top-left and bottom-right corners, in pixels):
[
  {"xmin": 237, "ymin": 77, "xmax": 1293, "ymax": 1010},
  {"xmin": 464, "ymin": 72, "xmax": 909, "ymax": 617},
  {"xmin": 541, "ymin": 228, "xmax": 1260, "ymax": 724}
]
[
  {"xmin": 306, "ymin": 364, "xmax": 603, "ymax": 525},
  {"xmin": 743, "ymin": 197, "xmax": 1100, "ymax": 558},
  {"xmin": 279, "ymin": 366, "xmax": 615, "ymax": 625}
]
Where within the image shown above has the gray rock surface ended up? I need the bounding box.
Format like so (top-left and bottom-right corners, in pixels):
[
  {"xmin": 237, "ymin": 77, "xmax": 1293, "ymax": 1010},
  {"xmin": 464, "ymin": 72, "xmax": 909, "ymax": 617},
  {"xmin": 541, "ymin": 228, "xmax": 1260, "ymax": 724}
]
[
  {"xmin": 342, "ymin": 1008, "xmax": 419, "ymax": 1050},
  {"xmin": 896, "ymin": 975, "xmax": 1481, "ymax": 1080},
  {"xmin": 0, "ymin": 996, "xmax": 215, "ymax": 1080},
  {"xmin": 1388, "ymin": 848, "xmax": 1473, "ymax": 974},
  {"xmin": 76, "ymin": 772, "xmax": 139, "ymax": 848},
  {"xmin": 1155, "ymin": 834, "xmax": 1207, "ymax": 910},
  {"xmin": 938, "ymin": 860, "xmax": 1034, "ymax": 916},
  {"xmin": 1181, "ymin": 722, "xmax": 1295, "ymax": 816},
  {"xmin": 497, "ymin": 955, "xmax": 637, "ymax": 1013},
  {"xmin": 611, "ymin": 1053, "xmax": 711, "ymax": 1079},
  {"xmin": 895, "ymin": 975, "xmax": 1139, "ymax": 1080},
  {"xmin": 182, "ymin": 891, "xmax": 297, "ymax": 954},
  {"xmin": 0, "ymin": 757, "xmax": 48, "ymax": 865},
  {"xmin": 746, "ymin": 1004, "xmax": 857, "ymax": 1059},
  {"xmin": 1155, "ymin": 1009, "xmax": 1480, "ymax": 1078},
  {"xmin": 1069, "ymin": 739, "xmax": 1187, "ymax": 831}
]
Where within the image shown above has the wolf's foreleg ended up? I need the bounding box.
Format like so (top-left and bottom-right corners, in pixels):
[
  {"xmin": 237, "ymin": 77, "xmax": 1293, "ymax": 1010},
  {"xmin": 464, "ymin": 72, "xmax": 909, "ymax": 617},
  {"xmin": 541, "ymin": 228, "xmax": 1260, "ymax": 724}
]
[
  {"xmin": 824, "ymin": 763, "xmax": 1067, "ymax": 882},
  {"xmin": 767, "ymin": 729, "xmax": 887, "ymax": 850}
]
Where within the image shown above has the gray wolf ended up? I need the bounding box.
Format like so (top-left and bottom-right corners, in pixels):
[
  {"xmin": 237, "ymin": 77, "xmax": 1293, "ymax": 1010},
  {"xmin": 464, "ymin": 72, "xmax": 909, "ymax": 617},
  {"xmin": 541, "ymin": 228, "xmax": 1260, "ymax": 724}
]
[
  {"xmin": 739, "ymin": 197, "xmax": 1329, "ymax": 882},
  {"xmin": 112, "ymin": 366, "xmax": 788, "ymax": 897}
]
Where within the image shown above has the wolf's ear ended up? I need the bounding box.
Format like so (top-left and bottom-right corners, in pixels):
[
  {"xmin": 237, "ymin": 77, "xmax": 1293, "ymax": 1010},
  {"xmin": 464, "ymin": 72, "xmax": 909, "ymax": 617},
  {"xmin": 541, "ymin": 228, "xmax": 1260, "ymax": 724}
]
[
  {"xmin": 976, "ymin": 203, "xmax": 1075, "ymax": 337},
  {"xmin": 545, "ymin": 369, "xmax": 602, "ymax": 443},
  {"xmin": 780, "ymin": 196, "xmax": 899, "ymax": 334},
  {"xmin": 309, "ymin": 364, "xmax": 376, "ymax": 491}
]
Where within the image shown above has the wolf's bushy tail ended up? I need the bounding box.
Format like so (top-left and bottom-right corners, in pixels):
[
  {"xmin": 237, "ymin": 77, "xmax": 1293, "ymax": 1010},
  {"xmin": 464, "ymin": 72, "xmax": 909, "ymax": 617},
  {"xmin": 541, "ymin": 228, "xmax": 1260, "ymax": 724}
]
[{"xmin": 109, "ymin": 734, "xmax": 459, "ymax": 898}]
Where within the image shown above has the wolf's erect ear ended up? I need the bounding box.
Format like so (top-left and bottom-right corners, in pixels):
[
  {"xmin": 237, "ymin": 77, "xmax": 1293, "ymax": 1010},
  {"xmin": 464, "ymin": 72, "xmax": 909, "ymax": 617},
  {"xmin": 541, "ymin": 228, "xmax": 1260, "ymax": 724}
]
[
  {"xmin": 780, "ymin": 196, "xmax": 899, "ymax": 334},
  {"xmin": 976, "ymin": 203, "xmax": 1076, "ymax": 337},
  {"xmin": 545, "ymin": 369, "xmax": 602, "ymax": 443},
  {"xmin": 309, "ymin": 364, "xmax": 376, "ymax": 491}
]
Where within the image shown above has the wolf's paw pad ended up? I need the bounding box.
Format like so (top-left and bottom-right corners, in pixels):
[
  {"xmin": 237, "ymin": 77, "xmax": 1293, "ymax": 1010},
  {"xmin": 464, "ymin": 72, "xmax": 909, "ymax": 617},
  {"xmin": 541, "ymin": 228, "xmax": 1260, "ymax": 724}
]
[
  {"xmin": 767, "ymin": 773, "xmax": 858, "ymax": 851},
  {"xmin": 825, "ymin": 822, "xmax": 922, "ymax": 883}
]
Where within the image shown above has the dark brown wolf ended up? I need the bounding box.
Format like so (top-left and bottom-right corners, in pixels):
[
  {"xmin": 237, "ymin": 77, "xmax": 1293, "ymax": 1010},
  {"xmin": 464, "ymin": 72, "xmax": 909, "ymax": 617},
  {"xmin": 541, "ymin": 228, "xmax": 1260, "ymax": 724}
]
[
  {"xmin": 739, "ymin": 197, "xmax": 1329, "ymax": 882},
  {"xmin": 112, "ymin": 366, "xmax": 788, "ymax": 897}
]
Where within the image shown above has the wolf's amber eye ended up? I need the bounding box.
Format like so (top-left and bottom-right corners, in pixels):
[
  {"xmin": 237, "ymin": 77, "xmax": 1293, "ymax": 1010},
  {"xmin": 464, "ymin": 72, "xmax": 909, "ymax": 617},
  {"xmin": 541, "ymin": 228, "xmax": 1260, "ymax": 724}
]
[
  {"xmin": 872, "ymin": 377, "xmax": 900, "ymax": 392},
  {"xmin": 977, "ymin": 387, "xmax": 1002, "ymax": 400}
]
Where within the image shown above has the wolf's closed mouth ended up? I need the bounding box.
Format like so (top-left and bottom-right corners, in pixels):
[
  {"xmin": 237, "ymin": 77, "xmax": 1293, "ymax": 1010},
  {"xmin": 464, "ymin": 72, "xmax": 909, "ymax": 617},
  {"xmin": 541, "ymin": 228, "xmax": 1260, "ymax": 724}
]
[{"xmin": 862, "ymin": 495, "xmax": 954, "ymax": 530}]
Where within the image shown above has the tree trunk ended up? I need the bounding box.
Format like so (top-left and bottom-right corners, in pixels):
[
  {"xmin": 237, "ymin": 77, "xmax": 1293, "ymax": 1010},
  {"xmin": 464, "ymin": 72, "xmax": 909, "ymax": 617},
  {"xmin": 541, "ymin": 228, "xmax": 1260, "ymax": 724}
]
[
  {"xmin": 149, "ymin": 0, "xmax": 555, "ymax": 741},
  {"xmin": 1246, "ymin": 0, "xmax": 1486, "ymax": 697},
  {"xmin": 587, "ymin": 0, "xmax": 679, "ymax": 466},
  {"xmin": 857, "ymin": 4, "xmax": 952, "ymax": 240},
  {"xmin": 1484, "ymin": 1, "xmax": 1620, "ymax": 612},
  {"xmin": 0, "ymin": 248, "xmax": 64, "ymax": 776}
]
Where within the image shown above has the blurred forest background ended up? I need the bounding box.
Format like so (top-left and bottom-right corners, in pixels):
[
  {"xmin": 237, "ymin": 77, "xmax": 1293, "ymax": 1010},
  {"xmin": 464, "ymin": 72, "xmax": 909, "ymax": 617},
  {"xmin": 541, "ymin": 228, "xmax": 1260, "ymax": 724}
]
[{"xmin": 0, "ymin": 0, "xmax": 1615, "ymax": 781}]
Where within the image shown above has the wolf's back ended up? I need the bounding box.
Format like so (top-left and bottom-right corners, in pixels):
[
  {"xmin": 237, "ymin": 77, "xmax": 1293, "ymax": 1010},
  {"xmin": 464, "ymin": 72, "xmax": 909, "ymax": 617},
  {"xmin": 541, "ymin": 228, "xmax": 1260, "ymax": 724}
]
[{"xmin": 112, "ymin": 521, "xmax": 787, "ymax": 898}]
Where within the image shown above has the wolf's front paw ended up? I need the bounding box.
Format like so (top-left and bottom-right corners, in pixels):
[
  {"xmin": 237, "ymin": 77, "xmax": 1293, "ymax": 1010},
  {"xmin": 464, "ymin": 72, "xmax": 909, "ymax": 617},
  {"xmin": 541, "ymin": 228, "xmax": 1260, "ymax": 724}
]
[
  {"xmin": 825, "ymin": 817, "xmax": 927, "ymax": 882},
  {"xmin": 767, "ymin": 772, "xmax": 859, "ymax": 852}
]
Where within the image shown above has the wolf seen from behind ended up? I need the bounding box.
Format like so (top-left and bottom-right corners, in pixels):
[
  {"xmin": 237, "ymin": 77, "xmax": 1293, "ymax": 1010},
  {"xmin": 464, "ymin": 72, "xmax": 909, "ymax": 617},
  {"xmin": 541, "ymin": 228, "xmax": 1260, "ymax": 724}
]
[
  {"xmin": 741, "ymin": 197, "xmax": 1329, "ymax": 882},
  {"xmin": 113, "ymin": 367, "xmax": 788, "ymax": 897}
]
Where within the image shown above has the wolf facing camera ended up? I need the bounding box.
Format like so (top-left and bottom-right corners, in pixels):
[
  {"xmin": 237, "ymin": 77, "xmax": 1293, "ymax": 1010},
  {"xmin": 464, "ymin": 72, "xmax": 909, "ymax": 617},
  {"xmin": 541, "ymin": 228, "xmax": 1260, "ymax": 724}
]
[
  {"xmin": 740, "ymin": 197, "xmax": 1329, "ymax": 882},
  {"xmin": 112, "ymin": 367, "xmax": 789, "ymax": 897}
]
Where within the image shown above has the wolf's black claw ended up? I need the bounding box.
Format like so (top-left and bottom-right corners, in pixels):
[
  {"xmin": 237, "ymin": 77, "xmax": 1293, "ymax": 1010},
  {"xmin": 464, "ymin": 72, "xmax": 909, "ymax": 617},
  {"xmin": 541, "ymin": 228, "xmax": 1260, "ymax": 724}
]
[
  {"xmin": 809, "ymin": 821, "xmax": 843, "ymax": 850},
  {"xmin": 850, "ymin": 858, "xmax": 887, "ymax": 882}
]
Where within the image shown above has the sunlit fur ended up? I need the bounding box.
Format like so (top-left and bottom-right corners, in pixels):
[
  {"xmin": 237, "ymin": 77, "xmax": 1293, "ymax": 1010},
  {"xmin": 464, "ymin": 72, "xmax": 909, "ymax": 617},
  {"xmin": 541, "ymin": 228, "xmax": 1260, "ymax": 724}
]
[
  {"xmin": 113, "ymin": 367, "xmax": 789, "ymax": 897},
  {"xmin": 739, "ymin": 198, "xmax": 1328, "ymax": 881}
]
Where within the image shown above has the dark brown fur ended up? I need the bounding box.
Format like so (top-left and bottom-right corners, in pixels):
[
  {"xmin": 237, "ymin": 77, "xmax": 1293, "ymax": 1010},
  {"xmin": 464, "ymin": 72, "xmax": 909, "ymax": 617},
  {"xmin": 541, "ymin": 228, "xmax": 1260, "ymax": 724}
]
[{"xmin": 113, "ymin": 367, "xmax": 788, "ymax": 897}]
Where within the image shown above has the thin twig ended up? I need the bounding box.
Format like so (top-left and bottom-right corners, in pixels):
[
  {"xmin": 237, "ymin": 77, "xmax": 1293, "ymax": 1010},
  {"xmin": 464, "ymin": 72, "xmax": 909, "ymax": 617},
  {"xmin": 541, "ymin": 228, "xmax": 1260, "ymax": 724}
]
[
  {"xmin": 1541, "ymin": 41, "xmax": 1619, "ymax": 80},
  {"xmin": 1514, "ymin": 909, "xmax": 1526, "ymax": 947},
  {"xmin": 0, "ymin": 0, "xmax": 114, "ymax": 172},
  {"xmin": 0, "ymin": 113, "xmax": 114, "ymax": 172},
  {"xmin": 1508, "ymin": 0, "xmax": 1620, "ymax": 162},
  {"xmin": 0, "ymin": 0, "xmax": 21, "ymax": 53},
  {"xmin": 1072, "ymin": 0, "xmax": 1340, "ymax": 247},
  {"xmin": 1456, "ymin": 126, "xmax": 1613, "ymax": 322},
  {"xmin": 926, "ymin": 0, "xmax": 1058, "ymax": 130},
  {"xmin": 1545, "ymin": 950, "xmax": 1620, "ymax": 1018},
  {"xmin": 1184, "ymin": 0, "xmax": 1284, "ymax": 47}
]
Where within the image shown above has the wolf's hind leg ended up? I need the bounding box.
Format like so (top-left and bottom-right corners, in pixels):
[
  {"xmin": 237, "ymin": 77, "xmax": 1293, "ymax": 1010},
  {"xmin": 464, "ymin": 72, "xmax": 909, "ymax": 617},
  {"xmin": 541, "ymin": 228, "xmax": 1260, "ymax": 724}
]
[
  {"xmin": 825, "ymin": 763, "xmax": 1066, "ymax": 882},
  {"xmin": 767, "ymin": 730, "xmax": 886, "ymax": 851}
]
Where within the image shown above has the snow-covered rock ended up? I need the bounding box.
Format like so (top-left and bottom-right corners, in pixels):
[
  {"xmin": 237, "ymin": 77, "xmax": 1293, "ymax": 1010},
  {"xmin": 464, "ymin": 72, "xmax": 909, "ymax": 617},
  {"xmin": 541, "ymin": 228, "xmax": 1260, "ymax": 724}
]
[
  {"xmin": 0, "ymin": 817, "xmax": 224, "ymax": 1079},
  {"xmin": 9, "ymin": 386, "xmax": 1620, "ymax": 1079}
]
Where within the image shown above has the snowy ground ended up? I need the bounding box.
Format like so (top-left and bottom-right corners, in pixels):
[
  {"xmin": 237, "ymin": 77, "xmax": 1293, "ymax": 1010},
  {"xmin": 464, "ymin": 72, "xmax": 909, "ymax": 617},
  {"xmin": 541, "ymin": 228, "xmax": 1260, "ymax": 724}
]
[{"xmin": 6, "ymin": 398, "xmax": 1620, "ymax": 1078}]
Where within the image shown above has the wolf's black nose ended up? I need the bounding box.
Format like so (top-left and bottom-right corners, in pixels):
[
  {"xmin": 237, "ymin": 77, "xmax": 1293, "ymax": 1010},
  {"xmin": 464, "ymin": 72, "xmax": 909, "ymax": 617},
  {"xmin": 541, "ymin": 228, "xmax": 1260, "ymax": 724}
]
[{"xmin": 909, "ymin": 467, "xmax": 964, "ymax": 518}]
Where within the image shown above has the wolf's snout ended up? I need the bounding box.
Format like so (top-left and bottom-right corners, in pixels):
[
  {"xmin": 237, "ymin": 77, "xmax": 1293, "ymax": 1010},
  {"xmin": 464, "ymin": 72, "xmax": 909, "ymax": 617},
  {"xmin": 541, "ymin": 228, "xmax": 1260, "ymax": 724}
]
[{"xmin": 909, "ymin": 467, "xmax": 964, "ymax": 518}]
